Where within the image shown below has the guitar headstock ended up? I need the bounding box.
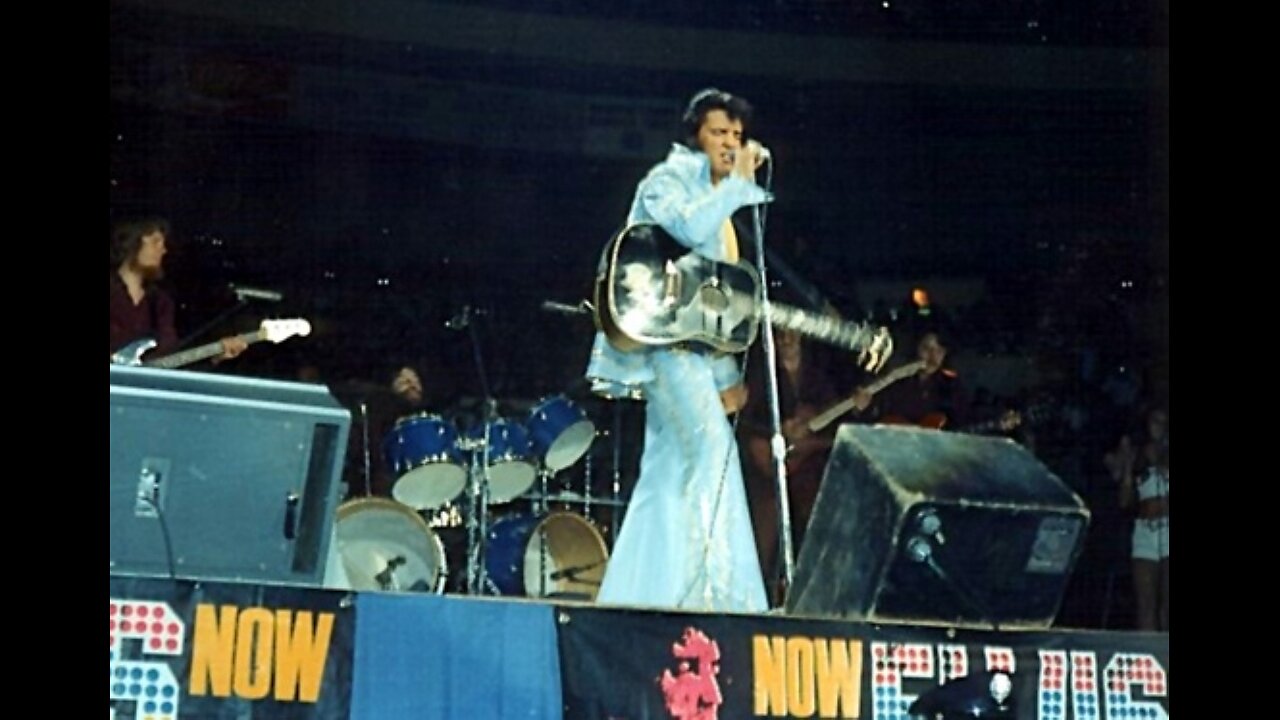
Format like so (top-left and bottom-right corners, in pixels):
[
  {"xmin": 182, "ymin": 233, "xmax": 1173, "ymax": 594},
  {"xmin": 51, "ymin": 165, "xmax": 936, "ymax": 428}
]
[
  {"xmin": 856, "ymin": 326, "xmax": 894, "ymax": 373},
  {"xmin": 260, "ymin": 318, "xmax": 312, "ymax": 344}
]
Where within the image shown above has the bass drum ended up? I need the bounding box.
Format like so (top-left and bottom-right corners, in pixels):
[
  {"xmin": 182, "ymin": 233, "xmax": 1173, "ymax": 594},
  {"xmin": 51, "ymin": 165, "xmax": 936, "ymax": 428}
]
[
  {"xmin": 485, "ymin": 511, "xmax": 609, "ymax": 601},
  {"xmin": 333, "ymin": 497, "xmax": 447, "ymax": 594}
]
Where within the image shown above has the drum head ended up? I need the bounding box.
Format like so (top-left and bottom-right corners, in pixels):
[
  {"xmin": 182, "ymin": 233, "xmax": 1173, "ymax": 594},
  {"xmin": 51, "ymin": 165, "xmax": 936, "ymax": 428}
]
[
  {"xmin": 522, "ymin": 512, "xmax": 609, "ymax": 601},
  {"xmin": 467, "ymin": 419, "xmax": 537, "ymax": 504},
  {"xmin": 486, "ymin": 461, "xmax": 538, "ymax": 504},
  {"xmin": 527, "ymin": 396, "xmax": 596, "ymax": 472},
  {"xmin": 335, "ymin": 498, "xmax": 446, "ymax": 594},
  {"xmin": 544, "ymin": 419, "xmax": 596, "ymax": 471},
  {"xmin": 393, "ymin": 463, "xmax": 468, "ymax": 510}
]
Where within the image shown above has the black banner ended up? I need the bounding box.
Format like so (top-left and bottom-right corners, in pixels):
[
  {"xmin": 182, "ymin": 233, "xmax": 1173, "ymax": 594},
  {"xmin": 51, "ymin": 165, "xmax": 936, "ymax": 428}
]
[
  {"xmin": 557, "ymin": 606, "xmax": 1169, "ymax": 720},
  {"xmin": 109, "ymin": 576, "xmax": 355, "ymax": 720}
]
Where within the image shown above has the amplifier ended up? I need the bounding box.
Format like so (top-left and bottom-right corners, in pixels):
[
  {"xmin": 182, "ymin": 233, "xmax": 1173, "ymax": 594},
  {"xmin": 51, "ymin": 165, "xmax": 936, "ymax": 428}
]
[
  {"xmin": 110, "ymin": 365, "xmax": 350, "ymax": 587},
  {"xmin": 786, "ymin": 424, "xmax": 1089, "ymax": 629}
]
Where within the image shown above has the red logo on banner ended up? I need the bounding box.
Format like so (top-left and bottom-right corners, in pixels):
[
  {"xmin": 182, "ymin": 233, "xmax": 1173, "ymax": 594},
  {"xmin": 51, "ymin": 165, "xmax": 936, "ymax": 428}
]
[{"xmin": 659, "ymin": 627, "xmax": 723, "ymax": 720}]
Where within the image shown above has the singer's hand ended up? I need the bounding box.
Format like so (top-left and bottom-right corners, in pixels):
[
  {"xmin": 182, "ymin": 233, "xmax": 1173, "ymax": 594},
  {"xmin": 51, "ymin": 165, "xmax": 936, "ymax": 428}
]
[
  {"xmin": 731, "ymin": 140, "xmax": 766, "ymax": 179},
  {"xmin": 720, "ymin": 383, "xmax": 748, "ymax": 415}
]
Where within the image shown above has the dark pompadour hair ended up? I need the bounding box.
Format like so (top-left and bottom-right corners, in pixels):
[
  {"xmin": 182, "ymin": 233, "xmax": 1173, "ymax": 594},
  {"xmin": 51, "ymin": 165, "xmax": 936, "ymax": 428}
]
[{"xmin": 679, "ymin": 87, "xmax": 754, "ymax": 149}]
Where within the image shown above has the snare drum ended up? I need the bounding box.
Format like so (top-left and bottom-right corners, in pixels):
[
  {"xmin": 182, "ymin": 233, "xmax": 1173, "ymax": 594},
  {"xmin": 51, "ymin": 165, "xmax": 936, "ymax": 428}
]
[
  {"xmin": 526, "ymin": 395, "xmax": 596, "ymax": 472},
  {"xmin": 334, "ymin": 497, "xmax": 447, "ymax": 594},
  {"xmin": 465, "ymin": 419, "xmax": 537, "ymax": 503},
  {"xmin": 485, "ymin": 511, "xmax": 609, "ymax": 601},
  {"xmin": 383, "ymin": 413, "xmax": 467, "ymax": 510}
]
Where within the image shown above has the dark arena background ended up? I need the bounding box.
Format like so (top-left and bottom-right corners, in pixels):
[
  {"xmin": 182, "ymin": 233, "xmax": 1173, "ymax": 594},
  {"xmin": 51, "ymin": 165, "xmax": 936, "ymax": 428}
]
[{"xmin": 110, "ymin": 0, "xmax": 1168, "ymax": 717}]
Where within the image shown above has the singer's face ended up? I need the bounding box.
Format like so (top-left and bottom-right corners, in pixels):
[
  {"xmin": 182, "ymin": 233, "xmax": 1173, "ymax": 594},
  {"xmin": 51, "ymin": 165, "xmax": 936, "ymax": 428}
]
[{"xmin": 696, "ymin": 109, "xmax": 743, "ymax": 182}]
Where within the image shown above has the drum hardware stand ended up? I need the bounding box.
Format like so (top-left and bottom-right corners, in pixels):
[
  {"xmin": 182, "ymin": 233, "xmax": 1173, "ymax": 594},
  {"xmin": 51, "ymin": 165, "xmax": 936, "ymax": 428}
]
[
  {"xmin": 456, "ymin": 306, "xmax": 502, "ymax": 597},
  {"xmin": 609, "ymin": 401, "xmax": 624, "ymax": 541},
  {"xmin": 463, "ymin": 402, "xmax": 502, "ymax": 596},
  {"xmin": 581, "ymin": 448, "xmax": 594, "ymax": 517},
  {"xmin": 534, "ymin": 468, "xmax": 552, "ymax": 598},
  {"xmin": 359, "ymin": 401, "xmax": 372, "ymax": 497}
]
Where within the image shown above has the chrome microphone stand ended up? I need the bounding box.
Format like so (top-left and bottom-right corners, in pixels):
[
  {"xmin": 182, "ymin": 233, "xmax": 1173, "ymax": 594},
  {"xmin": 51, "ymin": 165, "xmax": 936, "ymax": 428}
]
[
  {"xmin": 748, "ymin": 157, "xmax": 797, "ymax": 603},
  {"xmin": 359, "ymin": 401, "xmax": 372, "ymax": 497}
]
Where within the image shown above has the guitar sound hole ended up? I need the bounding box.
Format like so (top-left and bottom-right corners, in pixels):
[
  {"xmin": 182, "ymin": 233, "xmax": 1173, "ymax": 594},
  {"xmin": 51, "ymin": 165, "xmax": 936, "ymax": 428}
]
[{"xmin": 699, "ymin": 285, "xmax": 729, "ymax": 311}]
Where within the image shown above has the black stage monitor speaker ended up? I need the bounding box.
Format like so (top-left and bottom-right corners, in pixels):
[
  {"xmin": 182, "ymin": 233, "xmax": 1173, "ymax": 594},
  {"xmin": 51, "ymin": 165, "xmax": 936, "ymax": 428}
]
[
  {"xmin": 786, "ymin": 425, "xmax": 1089, "ymax": 629},
  {"xmin": 110, "ymin": 365, "xmax": 350, "ymax": 586}
]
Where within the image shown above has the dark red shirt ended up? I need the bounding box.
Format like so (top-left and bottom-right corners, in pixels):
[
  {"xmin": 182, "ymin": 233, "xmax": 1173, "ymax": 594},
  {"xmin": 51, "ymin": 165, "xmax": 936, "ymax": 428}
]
[
  {"xmin": 873, "ymin": 368, "xmax": 970, "ymax": 429},
  {"xmin": 109, "ymin": 273, "xmax": 178, "ymax": 361}
]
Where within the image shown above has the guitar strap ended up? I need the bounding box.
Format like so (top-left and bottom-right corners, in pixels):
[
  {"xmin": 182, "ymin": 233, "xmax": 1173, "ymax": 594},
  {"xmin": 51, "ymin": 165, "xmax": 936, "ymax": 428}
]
[
  {"xmin": 729, "ymin": 213, "xmax": 754, "ymax": 264},
  {"xmin": 720, "ymin": 219, "xmax": 740, "ymax": 263},
  {"xmin": 146, "ymin": 286, "xmax": 159, "ymax": 336}
]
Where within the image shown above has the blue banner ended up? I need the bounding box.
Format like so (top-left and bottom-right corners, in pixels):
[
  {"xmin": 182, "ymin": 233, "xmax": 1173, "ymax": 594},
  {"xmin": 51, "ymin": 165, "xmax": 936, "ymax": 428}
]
[{"xmin": 350, "ymin": 593, "xmax": 562, "ymax": 720}]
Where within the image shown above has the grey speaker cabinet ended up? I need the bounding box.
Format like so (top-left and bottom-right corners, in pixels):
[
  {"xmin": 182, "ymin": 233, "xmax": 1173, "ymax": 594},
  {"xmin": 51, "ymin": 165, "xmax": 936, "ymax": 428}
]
[
  {"xmin": 786, "ymin": 424, "xmax": 1090, "ymax": 629},
  {"xmin": 110, "ymin": 365, "xmax": 350, "ymax": 586}
]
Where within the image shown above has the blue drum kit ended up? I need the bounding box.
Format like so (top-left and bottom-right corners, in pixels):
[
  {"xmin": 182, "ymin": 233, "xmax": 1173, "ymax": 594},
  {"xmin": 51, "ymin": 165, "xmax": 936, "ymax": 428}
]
[
  {"xmin": 334, "ymin": 392, "xmax": 617, "ymax": 601},
  {"xmin": 382, "ymin": 394, "xmax": 594, "ymax": 510}
]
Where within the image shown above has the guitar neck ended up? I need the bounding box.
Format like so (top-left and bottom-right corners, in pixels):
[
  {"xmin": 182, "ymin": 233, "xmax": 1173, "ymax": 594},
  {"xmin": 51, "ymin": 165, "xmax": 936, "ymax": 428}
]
[
  {"xmin": 145, "ymin": 330, "xmax": 261, "ymax": 369},
  {"xmin": 766, "ymin": 304, "xmax": 879, "ymax": 354},
  {"xmin": 805, "ymin": 362, "xmax": 923, "ymax": 433},
  {"xmin": 806, "ymin": 396, "xmax": 861, "ymax": 434}
]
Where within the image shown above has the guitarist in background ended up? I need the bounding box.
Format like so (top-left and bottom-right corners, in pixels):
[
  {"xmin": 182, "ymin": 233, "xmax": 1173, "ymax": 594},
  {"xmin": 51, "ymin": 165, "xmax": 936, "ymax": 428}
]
[
  {"xmin": 853, "ymin": 329, "xmax": 971, "ymax": 430},
  {"xmin": 109, "ymin": 217, "xmax": 247, "ymax": 365},
  {"xmin": 585, "ymin": 88, "xmax": 772, "ymax": 613}
]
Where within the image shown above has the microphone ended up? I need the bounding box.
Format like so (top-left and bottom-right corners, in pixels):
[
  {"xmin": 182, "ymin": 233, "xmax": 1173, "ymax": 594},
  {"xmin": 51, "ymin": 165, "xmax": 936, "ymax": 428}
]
[
  {"xmin": 445, "ymin": 305, "xmax": 472, "ymax": 330},
  {"xmin": 541, "ymin": 300, "xmax": 592, "ymax": 317},
  {"xmin": 374, "ymin": 555, "xmax": 407, "ymax": 591},
  {"xmin": 729, "ymin": 141, "xmax": 772, "ymax": 166},
  {"xmin": 229, "ymin": 284, "xmax": 283, "ymax": 303},
  {"xmin": 549, "ymin": 559, "xmax": 606, "ymax": 581}
]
